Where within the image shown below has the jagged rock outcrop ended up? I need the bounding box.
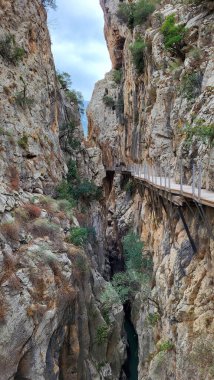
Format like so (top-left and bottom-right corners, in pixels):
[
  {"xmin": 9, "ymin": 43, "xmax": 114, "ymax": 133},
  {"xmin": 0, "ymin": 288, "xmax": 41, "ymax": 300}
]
[{"xmin": 88, "ymin": 0, "xmax": 214, "ymax": 379}]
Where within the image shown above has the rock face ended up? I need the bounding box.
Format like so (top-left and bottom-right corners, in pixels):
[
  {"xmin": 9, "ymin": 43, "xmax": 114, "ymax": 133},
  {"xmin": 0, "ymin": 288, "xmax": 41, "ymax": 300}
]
[
  {"xmin": 0, "ymin": 0, "xmax": 66, "ymax": 194},
  {"xmin": 0, "ymin": 1, "xmax": 125, "ymax": 379},
  {"xmin": 87, "ymin": 0, "xmax": 214, "ymax": 379}
]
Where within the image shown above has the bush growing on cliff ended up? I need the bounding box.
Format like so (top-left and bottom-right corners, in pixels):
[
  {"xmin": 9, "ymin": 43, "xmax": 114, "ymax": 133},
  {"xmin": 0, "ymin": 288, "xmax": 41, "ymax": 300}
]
[
  {"xmin": 73, "ymin": 180, "xmax": 102, "ymax": 203},
  {"xmin": 117, "ymin": 0, "xmax": 157, "ymax": 28},
  {"xmin": 103, "ymin": 95, "xmax": 115, "ymax": 108},
  {"xmin": 0, "ymin": 34, "xmax": 25, "ymax": 65},
  {"xmin": 95, "ymin": 325, "xmax": 109, "ymax": 345},
  {"xmin": 18, "ymin": 134, "xmax": 28, "ymax": 149},
  {"xmin": 161, "ymin": 14, "xmax": 186, "ymax": 54},
  {"xmin": 133, "ymin": 0, "xmax": 156, "ymax": 26},
  {"xmin": 112, "ymin": 69, "xmax": 123, "ymax": 84},
  {"xmin": 130, "ymin": 37, "xmax": 146, "ymax": 74},
  {"xmin": 68, "ymin": 227, "xmax": 92, "ymax": 246},
  {"xmin": 57, "ymin": 71, "xmax": 84, "ymax": 113},
  {"xmin": 117, "ymin": 3, "xmax": 135, "ymax": 29},
  {"xmin": 101, "ymin": 233, "xmax": 153, "ymax": 304},
  {"xmin": 180, "ymin": 72, "xmax": 202, "ymax": 101},
  {"xmin": 184, "ymin": 120, "xmax": 214, "ymax": 147}
]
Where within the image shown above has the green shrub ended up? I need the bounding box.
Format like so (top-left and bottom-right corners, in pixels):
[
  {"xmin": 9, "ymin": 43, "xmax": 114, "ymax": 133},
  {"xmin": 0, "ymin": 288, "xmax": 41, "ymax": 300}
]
[
  {"xmin": 57, "ymin": 71, "xmax": 84, "ymax": 113},
  {"xmin": 117, "ymin": 0, "xmax": 157, "ymax": 28},
  {"xmin": 122, "ymin": 232, "xmax": 144, "ymax": 272},
  {"xmin": 68, "ymin": 227, "xmax": 90, "ymax": 246},
  {"xmin": 103, "ymin": 95, "xmax": 115, "ymax": 108},
  {"xmin": 100, "ymin": 283, "xmax": 120, "ymax": 308},
  {"xmin": 161, "ymin": 14, "xmax": 186, "ymax": 53},
  {"xmin": 116, "ymin": 3, "xmax": 135, "ymax": 29},
  {"xmin": 56, "ymin": 181, "xmax": 76, "ymax": 205},
  {"xmin": 101, "ymin": 233, "xmax": 153, "ymax": 304},
  {"xmin": 73, "ymin": 180, "xmax": 102, "ymax": 202},
  {"xmin": 95, "ymin": 325, "xmax": 109, "ymax": 345},
  {"xmin": 180, "ymin": 72, "xmax": 202, "ymax": 100},
  {"xmin": 184, "ymin": 120, "xmax": 214, "ymax": 147},
  {"xmin": 147, "ymin": 312, "xmax": 160, "ymax": 326},
  {"xmin": 133, "ymin": 0, "xmax": 156, "ymax": 26},
  {"xmin": 102, "ymin": 307, "xmax": 110, "ymax": 325},
  {"xmin": 112, "ymin": 272, "xmax": 137, "ymax": 303},
  {"xmin": 18, "ymin": 134, "xmax": 28, "ymax": 149},
  {"xmin": 0, "ymin": 34, "xmax": 24, "ymax": 65},
  {"xmin": 67, "ymin": 90, "xmax": 84, "ymax": 114},
  {"xmin": 67, "ymin": 159, "xmax": 79, "ymax": 182},
  {"xmin": 60, "ymin": 121, "xmax": 81, "ymax": 151},
  {"xmin": 112, "ymin": 69, "xmax": 123, "ymax": 84},
  {"xmin": 158, "ymin": 340, "xmax": 174, "ymax": 352},
  {"xmin": 130, "ymin": 37, "xmax": 146, "ymax": 74}
]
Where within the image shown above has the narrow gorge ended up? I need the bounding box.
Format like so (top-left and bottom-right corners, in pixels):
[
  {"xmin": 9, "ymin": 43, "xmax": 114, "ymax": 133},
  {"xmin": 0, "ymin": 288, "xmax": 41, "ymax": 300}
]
[{"xmin": 0, "ymin": 0, "xmax": 213, "ymax": 379}]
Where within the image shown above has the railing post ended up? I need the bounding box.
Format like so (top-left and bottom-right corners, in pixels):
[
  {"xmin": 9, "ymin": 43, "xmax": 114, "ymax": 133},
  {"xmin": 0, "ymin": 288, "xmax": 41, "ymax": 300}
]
[
  {"xmin": 160, "ymin": 166, "xmax": 162, "ymax": 187},
  {"xmin": 164, "ymin": 170, "xmax": 167, "ymax": 189},
  {"xmin": 154, "ymin": 165, "xmax": 157, "ymax": 185},
  {"xmin": 180, "ymin": 160, "xmax": 183, "ymax": 194},
  {"xmin": 198, "ymin": 160, "xmax": 202, "ymax": 201},
  {"xmin": 192, "ymin": 164, "xmax": 195, "ymax": 198}
]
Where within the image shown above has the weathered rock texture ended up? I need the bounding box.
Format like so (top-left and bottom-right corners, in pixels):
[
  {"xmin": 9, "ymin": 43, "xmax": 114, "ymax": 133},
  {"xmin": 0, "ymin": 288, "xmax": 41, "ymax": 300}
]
[
  {"xmin": 0, "ymin": 1, "xmax": 125, "ymax": 379},
  {"xmin": 87, "ymin": 0, "xmax": 214, "ymax": 379},
  {"xmin": 0, "ymin": 0, "xmax": 66, "ymax": 195}
]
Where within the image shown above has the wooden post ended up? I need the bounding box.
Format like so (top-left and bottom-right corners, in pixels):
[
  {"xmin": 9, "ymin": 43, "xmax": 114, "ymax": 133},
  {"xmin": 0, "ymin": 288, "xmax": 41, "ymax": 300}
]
[{"xmin": 198, "ymin": 160, "xmax": 202, "ymax": 201}]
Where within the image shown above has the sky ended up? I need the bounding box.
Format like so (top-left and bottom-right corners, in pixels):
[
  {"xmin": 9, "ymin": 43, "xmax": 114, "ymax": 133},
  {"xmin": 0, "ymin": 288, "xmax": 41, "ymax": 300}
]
[{"xmin": 48, "ymin": 0, "xmax": 112, "ymax": 101}]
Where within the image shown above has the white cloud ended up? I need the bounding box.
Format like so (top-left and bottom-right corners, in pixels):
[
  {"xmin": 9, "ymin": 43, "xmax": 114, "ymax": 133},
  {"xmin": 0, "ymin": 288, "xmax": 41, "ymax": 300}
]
[{"xmin": 48, "ymin": 0, "xmax": 111, "ymax": 100}]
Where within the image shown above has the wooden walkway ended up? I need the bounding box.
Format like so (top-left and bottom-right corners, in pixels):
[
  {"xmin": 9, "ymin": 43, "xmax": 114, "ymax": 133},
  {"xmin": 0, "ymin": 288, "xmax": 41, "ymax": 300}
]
[{"xmin": 106, "ymin": 163, "xmax": 214, "ymax": 208}]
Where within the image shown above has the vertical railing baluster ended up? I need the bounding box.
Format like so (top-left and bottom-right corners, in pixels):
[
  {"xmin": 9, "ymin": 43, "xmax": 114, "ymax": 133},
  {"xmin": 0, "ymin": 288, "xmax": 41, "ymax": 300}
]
[
  {"xmin": 164, "ymin": 170, "xmax": 167, "ymax": 189},
  {"xmin": 160, "ymin": 166, "xmax": 162, "ymax": 187},
  {"xmin": 198, "ymin": 160, "xmax": 202, "ymax": 201},
  {"xmin": 192, "ymin": 164, "xmax": 195, "ymax": 198},
  {"xmin": 180, "ymin": 160, "xmax": 183, "ymax": 195}
]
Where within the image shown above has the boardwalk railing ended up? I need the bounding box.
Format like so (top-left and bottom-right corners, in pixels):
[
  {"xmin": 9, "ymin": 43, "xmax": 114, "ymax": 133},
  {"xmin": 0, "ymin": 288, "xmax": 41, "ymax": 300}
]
[
  {"xmin": 105, "ymin": 161, "xmax": 214, "ymax": 208},
  {"xmin": 129, "ymin": 162, "xmax": 214, "ymax": 208}
]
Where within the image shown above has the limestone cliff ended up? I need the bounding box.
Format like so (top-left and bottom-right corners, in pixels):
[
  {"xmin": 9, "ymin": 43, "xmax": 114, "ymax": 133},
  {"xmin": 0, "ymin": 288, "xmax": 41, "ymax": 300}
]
[
  {"xmin": 0, "ymin": 1, "xmax": 125, "ymax": 379},
  {"xmin": 88, "ymin": 0, "xmax": 214, "ymax": 379}
]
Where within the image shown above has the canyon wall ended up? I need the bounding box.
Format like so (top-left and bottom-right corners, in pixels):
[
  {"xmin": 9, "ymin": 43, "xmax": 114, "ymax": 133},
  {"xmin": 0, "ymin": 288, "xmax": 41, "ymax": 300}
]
[
  {"xmin": 88, "ymin": 0, "xmax": 214, "ymax": 379},
  {"xmin": 0, "ymin": 1, "xmax": 125, "ymax": 379}
]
